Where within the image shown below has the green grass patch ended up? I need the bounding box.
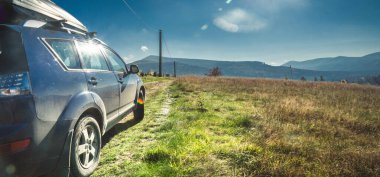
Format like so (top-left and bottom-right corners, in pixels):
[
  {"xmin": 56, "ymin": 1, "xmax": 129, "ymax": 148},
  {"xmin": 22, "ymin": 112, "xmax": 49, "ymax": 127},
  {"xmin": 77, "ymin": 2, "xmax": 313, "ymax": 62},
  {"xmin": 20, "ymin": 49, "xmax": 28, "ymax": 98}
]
[
  {"xmin": 142, "ymin": 76, "xmax": 172, "ymax": 83},
  {"xmin": 93, "ymin": 77, "xmax": 380, "ymax": 177}
]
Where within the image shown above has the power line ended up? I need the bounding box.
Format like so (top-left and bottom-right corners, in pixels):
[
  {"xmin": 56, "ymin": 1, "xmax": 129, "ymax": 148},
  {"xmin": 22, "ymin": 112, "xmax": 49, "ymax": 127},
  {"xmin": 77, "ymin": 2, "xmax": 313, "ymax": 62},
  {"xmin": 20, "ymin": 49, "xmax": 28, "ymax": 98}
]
[
  {"xmin": 120, "ymin": 0, "xmax": 157, "ymax": 31},
  {"xmin": 162, "ymin": 34, "xmax": 172, "ymax": 59},
  {"xmin": 163, "ymin": 33, "xmax": 176, "ymax": 77},
  {"xmin": 120, "ymin": 0, "xmax": 174, "ymax": 60}
]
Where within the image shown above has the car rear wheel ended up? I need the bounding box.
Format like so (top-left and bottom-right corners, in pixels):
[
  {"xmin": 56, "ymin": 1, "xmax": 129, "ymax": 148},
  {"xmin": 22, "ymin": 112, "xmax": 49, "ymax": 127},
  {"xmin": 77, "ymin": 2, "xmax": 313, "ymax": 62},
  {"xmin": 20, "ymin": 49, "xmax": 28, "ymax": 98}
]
[
  {"xmin": 71, "ymin": 116, "xmax": 101, "ymax": 177},
  {"xmin": 134, "ymin": 90, "xmax": 145, "ymax": 121}
]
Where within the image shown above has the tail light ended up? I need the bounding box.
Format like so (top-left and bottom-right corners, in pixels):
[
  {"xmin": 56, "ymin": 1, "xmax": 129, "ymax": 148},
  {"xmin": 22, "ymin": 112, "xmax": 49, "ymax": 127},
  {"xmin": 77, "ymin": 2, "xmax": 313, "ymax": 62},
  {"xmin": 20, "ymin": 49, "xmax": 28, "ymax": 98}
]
[
  {"xmin": 0, "ymin": 139, "xmax": 31, "ymax": 155},
  {"xmin": 0, "ymin": 72, "xmax": 31, "ymax": 97}
]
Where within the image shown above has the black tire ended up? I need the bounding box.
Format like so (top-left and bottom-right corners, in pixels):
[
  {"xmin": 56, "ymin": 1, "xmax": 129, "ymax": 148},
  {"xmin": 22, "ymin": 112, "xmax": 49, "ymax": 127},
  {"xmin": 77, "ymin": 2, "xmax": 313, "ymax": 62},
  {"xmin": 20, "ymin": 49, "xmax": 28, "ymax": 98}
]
[
  {"xmin": 134, "ymin": 90, "xmax": 145, "ymax": 121},
  {"xmin": 71, "ymin": 116, "xmax": 101, "ymax": 177}
]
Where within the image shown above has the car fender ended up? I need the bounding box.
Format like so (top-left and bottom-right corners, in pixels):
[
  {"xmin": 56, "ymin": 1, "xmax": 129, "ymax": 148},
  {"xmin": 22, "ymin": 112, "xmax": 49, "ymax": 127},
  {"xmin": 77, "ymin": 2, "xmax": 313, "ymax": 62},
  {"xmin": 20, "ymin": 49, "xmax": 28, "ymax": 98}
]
[
  {"xmin": 135, "ymin": 78, "xmax": 145, "ymax": 103},
  {"xmin": 59, "ymin": 91, "xmax": 107, "ymax": 134},
  {"xmin": 89, "ymin": 92, "xmax": 107, "ymax": 134},
  {"xmin": 49, "ymin": 91, "xmax": 106, "ymax": 176}
]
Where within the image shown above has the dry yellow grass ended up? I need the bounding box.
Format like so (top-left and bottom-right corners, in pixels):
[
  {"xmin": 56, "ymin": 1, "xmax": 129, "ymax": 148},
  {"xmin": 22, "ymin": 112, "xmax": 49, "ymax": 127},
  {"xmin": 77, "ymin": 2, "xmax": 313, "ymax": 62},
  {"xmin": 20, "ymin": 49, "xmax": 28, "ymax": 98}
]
[
  {"xmin": 173, "ymin": 76, "xmax": 380, "ymax": 176},
  {"xmin": 94, "ymin": 76, "xmax": 379, "ymax": 177}
]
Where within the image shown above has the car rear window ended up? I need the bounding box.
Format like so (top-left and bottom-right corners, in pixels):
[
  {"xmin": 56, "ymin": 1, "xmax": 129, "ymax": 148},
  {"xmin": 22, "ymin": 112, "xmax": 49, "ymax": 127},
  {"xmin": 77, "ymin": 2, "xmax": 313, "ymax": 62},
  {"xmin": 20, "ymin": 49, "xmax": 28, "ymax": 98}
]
[
  {"xmin": 0, "ymin": 26, "xmax": 28, "ymax": 75},
  {"xmin": 46, "ymin": 39, "xmax": 81, "ymax": 69}
]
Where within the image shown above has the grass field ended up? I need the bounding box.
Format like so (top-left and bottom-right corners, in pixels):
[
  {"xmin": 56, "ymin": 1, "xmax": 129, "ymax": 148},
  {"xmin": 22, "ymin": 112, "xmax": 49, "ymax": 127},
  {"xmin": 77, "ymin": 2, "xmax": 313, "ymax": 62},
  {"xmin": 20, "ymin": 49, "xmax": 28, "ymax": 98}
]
[
  {"xmin": 141, "ymin": 76, "xmax": 172, "ymax": 83},
  {"xmin": 93, "ymin": 76, "xmax": 380, "ymax": 177}
]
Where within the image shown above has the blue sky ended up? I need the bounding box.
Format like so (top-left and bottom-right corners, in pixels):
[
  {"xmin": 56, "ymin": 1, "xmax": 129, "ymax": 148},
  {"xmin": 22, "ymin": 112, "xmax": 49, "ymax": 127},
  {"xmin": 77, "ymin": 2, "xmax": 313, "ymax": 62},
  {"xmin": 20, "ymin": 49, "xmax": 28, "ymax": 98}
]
[{"xmin": 54, "ymin": 0, "xmax": 380, "ymax": 65}]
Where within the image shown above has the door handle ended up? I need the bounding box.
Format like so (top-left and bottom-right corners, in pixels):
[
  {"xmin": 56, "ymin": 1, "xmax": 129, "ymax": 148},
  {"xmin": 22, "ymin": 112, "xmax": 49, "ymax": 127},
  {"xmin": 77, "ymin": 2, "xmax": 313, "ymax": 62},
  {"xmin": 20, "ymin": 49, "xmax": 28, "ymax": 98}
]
[{"xmin": 88, "ymin": 77, "xmax": 98, "ymax": 85}]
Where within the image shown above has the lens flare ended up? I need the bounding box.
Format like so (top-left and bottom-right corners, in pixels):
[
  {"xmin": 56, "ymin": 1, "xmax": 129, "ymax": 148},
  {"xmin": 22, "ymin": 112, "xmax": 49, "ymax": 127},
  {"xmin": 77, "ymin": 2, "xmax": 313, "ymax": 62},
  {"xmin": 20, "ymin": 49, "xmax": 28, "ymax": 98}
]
[{"xmin": 137, "ymin": 98, "xmax": 144, "ymax": 105}]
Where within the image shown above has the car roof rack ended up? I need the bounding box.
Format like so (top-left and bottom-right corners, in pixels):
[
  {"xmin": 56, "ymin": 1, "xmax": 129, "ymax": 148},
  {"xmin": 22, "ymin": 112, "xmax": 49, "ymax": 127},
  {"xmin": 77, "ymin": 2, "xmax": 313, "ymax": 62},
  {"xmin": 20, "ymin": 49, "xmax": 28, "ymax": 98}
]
[
  {"xmin": 87, "ymin": 32, "xmax": 97, "ymax": 39},
  {"xmin": 92, "ymin": 38, "xmax": 107, "ymax": 45},
  {"xmin": 9, "ymin": 0, "xmax": 88, "ymax": 33},
  {"xmin": 40, "ymin": 19, "xmax": 87, "ymax": 36},
  {"xmin": 47, "ymin": 19, "xmax": 67, "ymax": 28}
]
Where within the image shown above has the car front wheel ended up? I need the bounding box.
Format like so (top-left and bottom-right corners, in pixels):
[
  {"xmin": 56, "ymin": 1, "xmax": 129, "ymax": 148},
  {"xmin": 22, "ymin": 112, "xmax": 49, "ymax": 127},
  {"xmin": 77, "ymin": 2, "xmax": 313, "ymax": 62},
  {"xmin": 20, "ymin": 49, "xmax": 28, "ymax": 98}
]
[
  {"xmin": 134, "ymin": 90, "xmax": 145, "ymax": 121},
  {"xmin": 71, "ymin": 116, "xmax": 101, "ymax": 177}
]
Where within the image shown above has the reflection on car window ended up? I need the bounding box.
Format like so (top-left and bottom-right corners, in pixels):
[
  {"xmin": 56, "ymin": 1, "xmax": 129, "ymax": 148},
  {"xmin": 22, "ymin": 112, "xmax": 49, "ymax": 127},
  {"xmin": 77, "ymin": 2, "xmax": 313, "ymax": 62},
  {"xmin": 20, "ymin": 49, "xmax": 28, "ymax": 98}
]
[
  {"xmin": 102, "ymin": 47, "xmax": 126, "ymax": 73},
  {"xmin": 77, "ymin": 42, "xmax": 109, "ymax": 71},
  {"xmin": 0, "ymin": 26, "xmax": 28, "ymax": 75},
  {"xmin": 46, "ymin": 40, "xmax": 81, "ymax": 69}
]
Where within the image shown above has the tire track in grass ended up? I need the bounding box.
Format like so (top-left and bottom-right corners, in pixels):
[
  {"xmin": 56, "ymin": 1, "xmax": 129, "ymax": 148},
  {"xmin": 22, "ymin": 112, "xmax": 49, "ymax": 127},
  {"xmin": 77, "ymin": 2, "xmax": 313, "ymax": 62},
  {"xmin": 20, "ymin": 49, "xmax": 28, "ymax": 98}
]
[
  {"xmin": 150, "ymin": 87, "xmax": 173, "ymax": 127},
  {"xmin": 132, "ymin": 81, "xmax": 173, "ymax": 146},
  {"xmin": 92, "ymin": 80, "xmax": 173, "ymax": 177}
]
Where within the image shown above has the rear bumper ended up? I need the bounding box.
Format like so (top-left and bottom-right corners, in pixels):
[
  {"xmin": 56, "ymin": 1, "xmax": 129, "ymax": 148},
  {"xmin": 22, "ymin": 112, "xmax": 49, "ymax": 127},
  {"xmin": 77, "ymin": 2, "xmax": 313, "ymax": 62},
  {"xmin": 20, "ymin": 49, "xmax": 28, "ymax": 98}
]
[
  {"xmin": 0, "ymin": 122, "xmax": 53, "ymax": 176},
  {"xmin": 0, "ymin": 95, "xmax": 74, "ymax": 177},
  {"xmin": 0, "ymin": 147, "xmax": 60, "ymax": 177},
  {"xmin": 0, "ymin": 119, "xmax": 74, "ymax": 177}
]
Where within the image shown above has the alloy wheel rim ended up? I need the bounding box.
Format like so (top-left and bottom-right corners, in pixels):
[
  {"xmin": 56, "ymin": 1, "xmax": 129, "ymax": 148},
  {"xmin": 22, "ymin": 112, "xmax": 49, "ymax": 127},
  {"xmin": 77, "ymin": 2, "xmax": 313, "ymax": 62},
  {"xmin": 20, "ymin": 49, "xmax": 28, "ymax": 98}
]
[{"xmin": 76, "ymin": 124, "xmax": 99, "ymax": 169}]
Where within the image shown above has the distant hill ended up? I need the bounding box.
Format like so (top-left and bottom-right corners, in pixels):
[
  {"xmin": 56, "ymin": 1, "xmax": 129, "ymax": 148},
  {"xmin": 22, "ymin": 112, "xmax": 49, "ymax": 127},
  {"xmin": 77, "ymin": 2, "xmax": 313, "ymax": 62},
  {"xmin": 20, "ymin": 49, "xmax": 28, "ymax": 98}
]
[
  {"xmin": 131, "ymin": 55, "xmax": 378, "ymax": 81},
  {"xmin": 282, "ymin": 52, "xmax": 380, "ymax": 72}
]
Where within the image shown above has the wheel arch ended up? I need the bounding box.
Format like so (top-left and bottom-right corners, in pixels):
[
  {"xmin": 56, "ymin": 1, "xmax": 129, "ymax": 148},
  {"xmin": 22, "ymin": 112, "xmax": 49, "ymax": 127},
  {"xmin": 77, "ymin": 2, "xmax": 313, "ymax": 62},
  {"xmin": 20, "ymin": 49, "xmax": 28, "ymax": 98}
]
[
  {"xmin": 135, "ymin": 85, "xmax": 146, "ymax": 104},
  {"xmin": 52, "ymin": 91, "xmax": 106, "ymax": 176},
  {"xmin": 79, "ymin": 108, "xmax": 104, "ymax": 134},
  {"xmin": 59, "ymin": 91, "xmax": 107, "ymax": 135}
]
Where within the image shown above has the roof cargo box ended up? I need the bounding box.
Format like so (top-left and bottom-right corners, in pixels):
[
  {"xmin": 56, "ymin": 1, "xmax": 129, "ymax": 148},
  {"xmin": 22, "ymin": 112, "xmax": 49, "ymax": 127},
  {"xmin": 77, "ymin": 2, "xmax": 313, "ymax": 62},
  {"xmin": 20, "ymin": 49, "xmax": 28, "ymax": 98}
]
[{"xmin": 0, "ymin": 0, "xmax": 88, "ymax": 33}]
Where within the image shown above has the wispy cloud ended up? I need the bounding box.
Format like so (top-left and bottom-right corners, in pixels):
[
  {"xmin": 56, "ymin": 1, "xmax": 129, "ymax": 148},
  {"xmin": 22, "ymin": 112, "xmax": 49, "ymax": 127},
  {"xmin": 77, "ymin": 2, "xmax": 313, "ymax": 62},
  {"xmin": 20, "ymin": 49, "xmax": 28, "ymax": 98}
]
[
  {"xmin": 213, "ymin": 8, "xmax": 267, "ymax": 33},
  {"xmin": 201, "ymin": 24, "xmax": 208, "ymax": 31},
  {"xmin": 140, "ymin": 46, "xmax": 149, "ymax": 52},
  {"xmin": 226, "ymin": 0, "xmax": 233, "ymax": 4},
  {"xmin": 123, "ymin": 54, "xmax": 136, "ymax": 63},
  {"xmin": 214, "ymin": 18, "xmax": 239, "ymax": 32},
  {"xmin": 141, "ymin": 28, "xmax": 148, "ymax": 33}
]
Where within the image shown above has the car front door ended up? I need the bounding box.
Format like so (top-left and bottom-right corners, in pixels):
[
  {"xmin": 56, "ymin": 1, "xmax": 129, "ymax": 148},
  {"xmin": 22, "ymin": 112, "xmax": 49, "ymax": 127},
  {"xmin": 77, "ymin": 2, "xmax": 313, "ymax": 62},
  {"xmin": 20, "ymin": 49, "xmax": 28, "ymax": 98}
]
[
  {"xmin": 101, "ymin": 46, "xmax": 137, "ymax": 111},
  {"xmin": 76, "ymin": 41, "xmax": 120, "ymax": 119}
]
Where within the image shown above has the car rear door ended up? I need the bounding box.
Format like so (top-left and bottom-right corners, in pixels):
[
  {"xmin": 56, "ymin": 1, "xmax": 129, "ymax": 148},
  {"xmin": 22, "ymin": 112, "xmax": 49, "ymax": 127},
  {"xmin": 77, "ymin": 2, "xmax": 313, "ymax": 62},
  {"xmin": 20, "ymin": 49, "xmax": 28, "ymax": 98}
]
[
  {"xmin": 76, "ymin": 41, "xmax": 120, "ymax": 118},
  {"xmin": 101, "ymin": 46, "xmax": 137, "ymax": 111}
]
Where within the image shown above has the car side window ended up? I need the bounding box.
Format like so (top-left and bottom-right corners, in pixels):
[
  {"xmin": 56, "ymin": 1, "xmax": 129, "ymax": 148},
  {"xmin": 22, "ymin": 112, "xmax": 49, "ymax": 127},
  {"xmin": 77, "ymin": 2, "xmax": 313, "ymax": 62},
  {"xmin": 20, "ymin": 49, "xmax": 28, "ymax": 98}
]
[
  {"xmin": 102, "ymin": 47, "xmax": 127, "ymax": 73},
  {"xmin": 76, "ymin": 41, "xmax": 109, "ymax": 71},
  {"xmin": 46, "ymin": 39, "xmax": 81, "ymax": 69}
]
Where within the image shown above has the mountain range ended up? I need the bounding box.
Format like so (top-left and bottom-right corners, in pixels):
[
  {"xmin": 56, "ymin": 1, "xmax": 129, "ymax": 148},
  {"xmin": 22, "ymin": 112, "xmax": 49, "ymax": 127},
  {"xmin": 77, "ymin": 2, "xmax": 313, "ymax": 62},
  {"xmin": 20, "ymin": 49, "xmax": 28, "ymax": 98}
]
[
  {"xmin": 131, "ymin": 52, "xmax": 380, "ymax": 81},
  {"xmin": 283, "ymin": 52, "xmax": 380, "ymax": 72}
]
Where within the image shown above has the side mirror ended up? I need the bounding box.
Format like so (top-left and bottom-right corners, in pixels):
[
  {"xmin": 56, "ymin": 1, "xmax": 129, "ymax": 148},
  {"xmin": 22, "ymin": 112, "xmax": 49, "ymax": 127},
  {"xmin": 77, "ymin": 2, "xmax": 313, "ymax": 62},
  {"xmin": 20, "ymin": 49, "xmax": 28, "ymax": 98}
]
[{"xmin": 130, "ymin": 65, "xmax": 139, "ymax": 74}]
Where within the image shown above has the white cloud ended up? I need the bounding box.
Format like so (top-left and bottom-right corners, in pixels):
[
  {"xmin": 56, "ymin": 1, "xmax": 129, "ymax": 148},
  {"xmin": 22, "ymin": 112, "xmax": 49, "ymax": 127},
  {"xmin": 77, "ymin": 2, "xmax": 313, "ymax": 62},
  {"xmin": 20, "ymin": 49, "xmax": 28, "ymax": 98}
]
[
  {"xmin": 218, "ymin": 8, "xmax": 223, "ymax": 12},
  {"xmin": 201, "ymin": 24, "xmax": 208, "ymax": 31},
  {"xmin": 140, "ymin": 46, "xmax": 149, "ymax": 52},
  {"xmin": 226, "ymin": 0, "xmax": 233, "ymax": 4},
  {"xmin": 213, "ymin": 8, "xmax": 266, "ymax": 33},
  {"xmin": 214, "ymin": 18, "xmax": 239, "ymax": 32}
]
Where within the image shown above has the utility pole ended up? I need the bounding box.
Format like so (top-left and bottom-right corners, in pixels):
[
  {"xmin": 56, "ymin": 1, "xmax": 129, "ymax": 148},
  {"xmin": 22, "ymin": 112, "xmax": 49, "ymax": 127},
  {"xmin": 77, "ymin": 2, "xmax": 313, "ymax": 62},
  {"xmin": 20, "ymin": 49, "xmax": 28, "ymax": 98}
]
[
  {"xmin": 290, "ymin": 65, "xmax": 293, "ymax": 80},
  {"xmin": 159, "ymin": 29, "xmax": 163, "ymax": 77},
  {"xmin": 173, "ymin": 61, "xmax": 177, "ymax": 77}
]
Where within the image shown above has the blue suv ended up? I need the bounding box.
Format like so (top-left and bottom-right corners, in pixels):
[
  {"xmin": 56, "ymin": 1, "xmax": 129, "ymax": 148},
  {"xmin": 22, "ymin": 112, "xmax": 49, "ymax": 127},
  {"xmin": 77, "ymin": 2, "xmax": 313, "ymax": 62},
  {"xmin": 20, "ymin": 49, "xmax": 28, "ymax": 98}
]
[{"xmin": 0, "ymin": 1, "xmax": 145, "ymax": 176}]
